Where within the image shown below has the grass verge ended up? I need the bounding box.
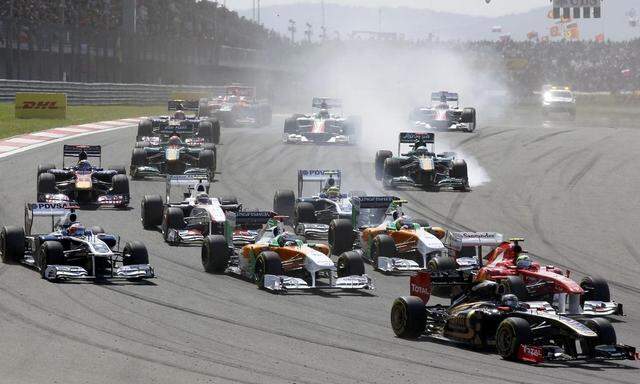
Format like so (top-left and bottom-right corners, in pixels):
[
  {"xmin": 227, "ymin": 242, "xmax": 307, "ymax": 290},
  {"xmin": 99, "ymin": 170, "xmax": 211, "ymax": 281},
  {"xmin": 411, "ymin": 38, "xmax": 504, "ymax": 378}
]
[{"xmin": 0, "ymin": 104, "xmax": 166, "ymax": 139}]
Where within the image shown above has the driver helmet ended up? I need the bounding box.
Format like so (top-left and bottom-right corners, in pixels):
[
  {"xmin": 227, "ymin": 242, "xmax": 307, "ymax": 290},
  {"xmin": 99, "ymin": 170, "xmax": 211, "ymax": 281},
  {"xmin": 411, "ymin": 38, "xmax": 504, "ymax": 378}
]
[
  {"xmin": 168, "ymin": 135, "xmax": 182, "ymax": 146},
  {"xmin": 398, "ymin": 217, "xmax": 415, "ymax": 230},
  {"xmin": 516, "ymin": 253, "xmax": 532, "ymax": 269},
  {"xmin": 67, "ymin": 223, "xmax": 85, "ymax": 237},
  {"xmin": 196, "ymin": 192, "xmax": 209, "ymax": 204},
  {"xmin": 174, "ymin": 110, "xmax": 186, "ymax": 120},
  {"xmin": 76, "ymin": 160, "xmax": 92, "ymax": 171},
  {"xmin": 501, "ymin": 294, "xmax": 519, "ymax": 310},
  {"xmin": 319, "ymin": 109, "xmax": 330, "ymax": 119},
  {"xmin": 326, "ymin": 186, "xmax": 340, "ymax": 198}
]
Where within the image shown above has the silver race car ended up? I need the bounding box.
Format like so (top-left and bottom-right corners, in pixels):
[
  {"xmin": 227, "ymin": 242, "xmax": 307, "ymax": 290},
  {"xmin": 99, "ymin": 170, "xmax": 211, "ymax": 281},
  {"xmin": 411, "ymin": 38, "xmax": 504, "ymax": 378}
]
[
  {"xmin": 140, "ymin": 175, "xmax": 240, "ymax": 245},
  {"xmin": 283, "ymin": 98, "xmax": 361, "ymax": 144},
  {"xmin": 410, "ymin": 91, "xmax": 477, "ymax": 132}
]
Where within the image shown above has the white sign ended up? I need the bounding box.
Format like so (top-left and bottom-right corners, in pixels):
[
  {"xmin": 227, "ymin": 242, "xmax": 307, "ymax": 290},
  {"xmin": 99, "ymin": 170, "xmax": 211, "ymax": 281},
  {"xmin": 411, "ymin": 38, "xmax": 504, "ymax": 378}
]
[{"xmin": 553, "ymin": 0, "xmax": 601, "ymax": 7}]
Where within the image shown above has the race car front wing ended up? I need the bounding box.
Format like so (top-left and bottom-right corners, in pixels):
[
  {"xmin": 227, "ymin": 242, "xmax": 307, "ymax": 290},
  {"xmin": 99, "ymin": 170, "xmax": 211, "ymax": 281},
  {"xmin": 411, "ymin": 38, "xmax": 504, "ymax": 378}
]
[
  {"xmin": 262, "ymin": 274, "xmax": 374, "ymax": 292},
  {"xmin": 43, "ymin": 264, "xmax": 155, "ymax": 281}
]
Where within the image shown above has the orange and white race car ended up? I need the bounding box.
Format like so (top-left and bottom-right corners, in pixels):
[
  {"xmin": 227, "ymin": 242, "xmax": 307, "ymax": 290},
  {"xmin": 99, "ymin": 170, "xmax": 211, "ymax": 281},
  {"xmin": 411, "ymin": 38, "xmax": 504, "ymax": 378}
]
[{"xmin": 201, "ymin": 216, "xmax": 373, "ymax": 292}]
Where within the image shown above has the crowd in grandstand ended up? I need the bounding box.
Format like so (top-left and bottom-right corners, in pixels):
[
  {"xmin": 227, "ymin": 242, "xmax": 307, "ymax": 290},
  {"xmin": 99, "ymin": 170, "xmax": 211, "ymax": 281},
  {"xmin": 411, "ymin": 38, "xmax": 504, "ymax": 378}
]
[{"xmin": 1, "ymin": 0, "xmax": 639, "ymax": 92}]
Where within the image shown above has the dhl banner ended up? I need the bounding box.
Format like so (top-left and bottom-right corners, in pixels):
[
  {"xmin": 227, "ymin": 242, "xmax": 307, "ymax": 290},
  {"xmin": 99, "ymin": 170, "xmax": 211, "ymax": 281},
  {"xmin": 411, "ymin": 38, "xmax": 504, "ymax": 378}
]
[{"xmin": 15, "ymin": 92, "xmax": 67, "ymax": 119}]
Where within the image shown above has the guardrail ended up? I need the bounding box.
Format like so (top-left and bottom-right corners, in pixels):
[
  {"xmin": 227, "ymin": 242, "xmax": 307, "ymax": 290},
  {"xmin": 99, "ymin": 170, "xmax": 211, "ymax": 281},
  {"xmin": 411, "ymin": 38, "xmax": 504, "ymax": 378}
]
[{"xmin": 0, "ymin": 79, "xmax": 226, "ymax": 105}]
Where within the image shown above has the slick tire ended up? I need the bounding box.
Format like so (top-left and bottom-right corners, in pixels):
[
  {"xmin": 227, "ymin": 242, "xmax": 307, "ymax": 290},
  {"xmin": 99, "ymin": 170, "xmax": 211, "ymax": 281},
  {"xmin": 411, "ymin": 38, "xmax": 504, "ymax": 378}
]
[
  {"xmin": 273, "ymin": 189, "xmax": 295, "ymax": 219},
  {"xmin": 37, "ymin": 172, "xmax": 57, "ymax": 197},
  {"xmin": 375, "ymin": 150, "xmax": 393, "ymax": 181},
  {"xmin": 255, "ymin": 251, "xmax": 283, "ymax": 289},
  {"xmin": 1, "ymin": 226, "xmax": 25, "ymax": 263},
  {"xmin": 328, "ymin": 218, "xmax": 354, "ymax": 256},
  {"xmin": 202, "ymin": 235, "xmax": 229, "ymax": 273},
  {"xmin": 337, "ymin": 251, "xmax": 365, "ymax": 277},
  {"xmin": 141, "ymin": 194, "xmax": 164, "ymax": 228},
  {"xmin": 294, "ymin": 202, "xmax": 316, "ymax": 226},
  {"xmin": 371, "ymin": 234, "xmax": 397, "ymax": 267},
  {"xmin": 496, "ymin": 317, "xmax": 531, "ymax": 361},
  {"xmin": 39, "ymin": 241, "xmax": 65, "ymax": 279},
  {"xmin": 391, "ymin": 296, "xmax": 426, "ymax": 339},
  {"xmin": 123, "ymin": 241, "xmax": 149, "ymax": 265}
]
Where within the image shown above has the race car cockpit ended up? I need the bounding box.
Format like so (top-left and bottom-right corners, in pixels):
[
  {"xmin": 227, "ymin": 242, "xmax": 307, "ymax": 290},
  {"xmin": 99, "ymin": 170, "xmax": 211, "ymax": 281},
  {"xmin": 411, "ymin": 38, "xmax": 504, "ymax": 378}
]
[
  {"xmin": 271, "ymin": 232, "xmax": 302, "ymax": 247},
  {"xmin": 75, "ymin": 159, "xmax": 93, "ymax": 172},
  {"xmin": 317, "ymin": 109, "xmax": 330, "ymax": 119},
  {"xmin": 167, "ymin": 135, "xmax": 183, "ymax": 146}
]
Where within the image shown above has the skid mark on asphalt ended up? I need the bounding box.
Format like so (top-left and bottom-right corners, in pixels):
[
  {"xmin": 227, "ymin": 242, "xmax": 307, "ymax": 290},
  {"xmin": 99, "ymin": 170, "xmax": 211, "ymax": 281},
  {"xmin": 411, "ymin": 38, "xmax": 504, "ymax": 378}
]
[
  {"xmin": 523, "ymin": 130, "xmax": 574, "ymax": 147},
  {"xmin": 622, "ymin": 238, "xmax": 640, "ymax": 267},
  {"xmin": 453, "ymin": 128, "xmax": 515, "ymax": 149},
  {"xmin": 567, "ymin": 154, "xmax": 602, "ymax": 190}
]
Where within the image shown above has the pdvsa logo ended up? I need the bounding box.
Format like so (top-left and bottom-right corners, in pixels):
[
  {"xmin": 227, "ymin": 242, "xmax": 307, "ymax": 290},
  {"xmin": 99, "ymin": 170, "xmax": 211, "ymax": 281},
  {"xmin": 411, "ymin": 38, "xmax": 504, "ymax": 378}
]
[{"xmin": 22, "ymin": 101, "xmax": 58, "ymax": 109}]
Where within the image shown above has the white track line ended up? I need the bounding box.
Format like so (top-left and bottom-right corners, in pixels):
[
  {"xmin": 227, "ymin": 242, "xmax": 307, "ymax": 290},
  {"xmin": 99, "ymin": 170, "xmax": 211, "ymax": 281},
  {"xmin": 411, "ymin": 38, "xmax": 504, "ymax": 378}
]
[{"xmin": 5, "ymin": 137, "xmax": 45, "ymax": 144}]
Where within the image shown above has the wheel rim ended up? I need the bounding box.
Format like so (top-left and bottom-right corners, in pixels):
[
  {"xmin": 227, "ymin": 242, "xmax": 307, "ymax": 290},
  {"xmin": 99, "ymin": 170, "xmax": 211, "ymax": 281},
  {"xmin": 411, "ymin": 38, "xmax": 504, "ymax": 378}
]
[
  {"xmin": 255, "ymin": 257, "xmax": 264, "ymax": 287},
  {"xmin": 391, "ymin": 301, "xmax": 407, "ymax": 334},
  {"xmin": 496, "ymin": 325, "xmax": 514, "ymax": 356}
]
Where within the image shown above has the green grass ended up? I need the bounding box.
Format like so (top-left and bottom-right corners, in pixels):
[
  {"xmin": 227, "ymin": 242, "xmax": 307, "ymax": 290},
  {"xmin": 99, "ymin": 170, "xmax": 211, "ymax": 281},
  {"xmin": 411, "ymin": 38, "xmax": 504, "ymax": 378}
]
[{"xmin": 0, "ymin": 104, "xmax": 166, "ymax": 139}]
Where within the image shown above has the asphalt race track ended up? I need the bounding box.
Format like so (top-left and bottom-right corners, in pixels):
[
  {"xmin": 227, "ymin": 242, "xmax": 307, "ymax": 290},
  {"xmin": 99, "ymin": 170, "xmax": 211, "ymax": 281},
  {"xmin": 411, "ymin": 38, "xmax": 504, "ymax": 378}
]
[{"xmin": 1, "ymin": 111, "xmax": 639, "ymax": 384}]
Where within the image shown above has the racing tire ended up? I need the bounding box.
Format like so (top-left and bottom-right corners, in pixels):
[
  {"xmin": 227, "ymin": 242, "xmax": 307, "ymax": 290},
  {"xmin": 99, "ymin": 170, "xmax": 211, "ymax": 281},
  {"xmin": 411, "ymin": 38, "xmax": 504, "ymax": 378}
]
[
  {"xmin": 283, "ymin": 117, "xmax": 298, "ymax": 134},
  {"xmin": 110, "ymin": 166, "xmax": 126, "ymax": 175},
  {"xmin": 39, "ymin": 241, "xmax": 65, "ymax": 279},
  {"xmin": 198, "ymin": 149, "xmax": 216, "ymax": 173},
  {"xmin": 461, "ymin": 107, "xmax": 476, "ymax": 132},
  {"xmin": 137, "ymin": 119, "xmax": 153, "ymax": 139},
  {"xmin": 37, "ymin": 163, "xmax": 55, "ymax": 176},
  {"xmin": 375, "ymin": 150, "xmax": 393, "ymax": 180},
  {"xmin": 428, "ymin": 256, "xmax": 457, "ymax": 272},
  {"xmin": 294, "ymin": 202, "xmax": 316, "ymax": 225},
  {"xmin": 123, "ymin": 241, "xmax": 149, "ymax": 265},
  {"xmin": 273, "ymin": 189, "xmax": 295, "ymax": 219},
  {"xmin": 130, "ymin": 148, "xmax": 147, "ymax": 177},
  {"xmin": 328, "ymin": 219, "xmax": 354, "ymax": 256},
  {"xmin": 135, "ymin": 141, "xmax": 148, "ymax": 148},
  {"xmin": 498, "ymin": 275, "xmax": 529, "ymax": 300},
  {"xmin": 202, "ymin": 235, "xmax": 230, "ymax": 273},
  {"xmin": 1, "ymin": 226, "xmax": 25, "ymax": 263},
  {"xmin": 255, "ymin": 251, "xmax": 283, "ymax": 289},
  {"xmin": 337, "ymin": 251, "xmax": 365, "ymax": 277},
  {"xmin": 111, "ymin": 174, "xmax": 130, "ymax": 196},
  {"xmin": 580, "ymin": 276, "xmax": 611, "ymax": 304},
  {"xmin": 450, "ymin": 159, "xmax": 468, "ymax": 181},
  {"xmin": 495, "ymin": 317, "xmax": 531, "ymax": 360},
  {"xmin": 383, "ymin": 158, "xmax": 403, "ymax": 179},
  {"xmin": 371, "ymin": 234, "xmax": 397, "ymax": 267},
  {"xmin": 583, "ymin": 318, "xmax": 617, "ymax": 357},
  {"xmin": 141, "ymin": 194, "xmax": 164, "ymax": 228},
  {"xmin": 199, "ymin": 120, "xmax": 221, "ymax": 144},
  {"xmin": 163, "ymin": 207, "xmax": 186, "ymax": 242},
  {"xmin": 88, "ymin": 226, "xmax": 105, "ymax": 234},
  {"xmin": 37, "ymin": 172, "xmax": 57, "ymax": 197},
  {"xmin": 390, "ymin": 296, "xmax": 426, "ymax": 339}
]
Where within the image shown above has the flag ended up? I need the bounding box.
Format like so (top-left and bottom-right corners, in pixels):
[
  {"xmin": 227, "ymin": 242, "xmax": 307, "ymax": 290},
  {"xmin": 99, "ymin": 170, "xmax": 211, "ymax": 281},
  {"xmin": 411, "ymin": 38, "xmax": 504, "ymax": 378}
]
[
  {"xmin": 595, "ymin": 33, "xmax": 605, "ymax": 42},
  {"xmin": 550, "ymin": 25, "xmax": 560, "ymax": 37},
  {"xmin": 565, "ymin": 23, "xmax": 579, "ymax": 40}
]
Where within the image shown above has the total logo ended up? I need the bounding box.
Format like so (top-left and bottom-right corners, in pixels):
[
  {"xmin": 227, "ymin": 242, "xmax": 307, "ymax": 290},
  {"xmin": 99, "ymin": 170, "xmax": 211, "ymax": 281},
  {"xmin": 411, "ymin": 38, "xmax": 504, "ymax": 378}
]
[
  {"xmin": 410, "ymin": 282, "xmax": 431, "ymax": 296},
  {"xmin": 522, "ymin": 345, "xmax": 543, "ymax": 358},
  {"xmin": 21, "ymin": 101, "xmax": 59, "ymax": 109}
]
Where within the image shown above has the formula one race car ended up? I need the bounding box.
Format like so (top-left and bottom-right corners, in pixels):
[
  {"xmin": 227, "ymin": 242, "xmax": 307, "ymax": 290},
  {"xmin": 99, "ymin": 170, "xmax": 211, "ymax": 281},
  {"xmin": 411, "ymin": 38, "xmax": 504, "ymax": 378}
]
[
  {"xmin": 272, "ymin": 169, "xmax": 393, "ymax": 243},
  {"xmin": 140, "ymin": 175, "xmax": 240, "ymax": 245},
  {"xmin": 375, "ymin": 132, "xmax": 469, "ymax": 191},
  {"xmin": 137, "ymin": 99, "xmax": 220, "ymax": 144},
  {"xmin": 130, "ymin": 133, "xmax": 216, "ymax": 180},
  {"xmin": 391, "ymin": 280, "xmax": 637, "ymax": 363},
  {"xmin": 199, "ymin": 85, "xmax": 272, "ymax": 128},
  {"xmin": 37, "ymin": 145, "xmax": 130, "ymax": 207},
  {"xmin": 200, "ymin": 216, "xmax": 374, "ymax": 292},
  {"xmin": 420, "ymin": 238, "xmax": 623, "ymax": 317},
  {"xmin": 0, "ymin": 202, "xmax": 154, "ymax": 281},
  {"xmin": 283, "ymin": 98, "xmax": 361, "ymax": 144},
  {"xmin": 409, "ymin": 91, "xmax": 476, "ymax": 132},
  {"xmin": 541, "ymin": 85, "xmax": 576, "ymax": 120},
  {"xmin": 329, "ymin": 199, "xmax": 447, "ymax": 273}
]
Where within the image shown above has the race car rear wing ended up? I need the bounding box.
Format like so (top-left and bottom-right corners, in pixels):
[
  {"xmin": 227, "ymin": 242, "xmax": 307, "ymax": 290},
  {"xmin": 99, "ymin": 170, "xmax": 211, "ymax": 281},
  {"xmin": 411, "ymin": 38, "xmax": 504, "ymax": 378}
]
[
  {"xmin": 24, "ymin": 202, "xmax": 78, "ymax": 235},
  {"xmin": 445, "ymin": 231, "xmax": 504, "ymax": 267},
  {"xmin": 166, "ymin": 174, "xmax": 209, "ymax": 203},
  {"xmin": 234, "ymin": 211, "xmax": 275, "ymax": 229},
  {"xmin": 297, "ymin": 169, "xmax": 342, "ymax": 196},
  {"xmin": 62, "ymin": 145, "xmax": 101, "ymax": 168},
  {"xmin": 312, "ymin": 97, "xmax": 342, "ymax": 109},
  {"xmin": 430, "ymin": 91, "xmax": 459, "ymax": 102},
  {"xmin": 168, "ymin": 100, "xmax": 199, "ymax": 111},
  {"xmin": 398, "ymin": 132, "xmax": 434, "ymax": 153},
  {"xmin": 356, "ymin": 196, "xmax": 397, "ymax": 209}
]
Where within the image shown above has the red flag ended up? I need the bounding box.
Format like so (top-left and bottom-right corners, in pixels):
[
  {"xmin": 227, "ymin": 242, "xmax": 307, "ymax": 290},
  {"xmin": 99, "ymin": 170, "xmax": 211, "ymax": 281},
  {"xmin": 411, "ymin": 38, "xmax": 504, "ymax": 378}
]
[{"xmin": 595, "ymin": 33, "xmax": 605, "ymax": 42}]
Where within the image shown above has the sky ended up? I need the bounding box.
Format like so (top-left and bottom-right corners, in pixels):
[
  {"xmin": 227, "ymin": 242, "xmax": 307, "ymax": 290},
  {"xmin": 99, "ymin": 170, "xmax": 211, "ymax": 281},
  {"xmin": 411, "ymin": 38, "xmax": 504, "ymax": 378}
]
[{"xmin": 223, "ymin": 0, "xmax": 552, "ymax": 17}]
